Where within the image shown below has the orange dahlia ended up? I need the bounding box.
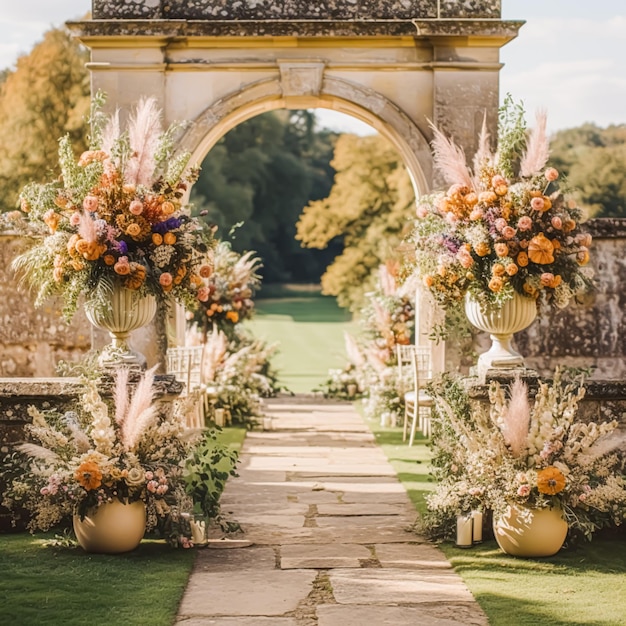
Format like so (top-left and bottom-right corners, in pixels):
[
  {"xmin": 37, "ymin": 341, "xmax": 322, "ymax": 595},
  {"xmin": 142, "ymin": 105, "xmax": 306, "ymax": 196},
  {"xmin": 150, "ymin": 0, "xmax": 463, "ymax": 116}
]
[
  {"xmin": 536, "ymin": 466, "xmax": 566, "ymax": 495},
  {"xmin": 74, "ymin": 460, "xmax": 103, "ymax": 491}
]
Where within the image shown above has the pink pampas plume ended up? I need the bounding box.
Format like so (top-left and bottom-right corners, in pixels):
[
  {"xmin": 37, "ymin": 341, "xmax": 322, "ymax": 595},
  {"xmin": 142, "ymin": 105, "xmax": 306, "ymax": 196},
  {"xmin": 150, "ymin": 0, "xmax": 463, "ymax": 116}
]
[
  {"xmin": 472, "ymin": 113, "xmax": 493, "ymax": 176},
  {"xmin": 121, "ymin": 365, "xmax": 158, "ymax": 451},
  {"xmin": 519, "ymin": 109, "xmax": 550, "ymax": 177},
  {"xmin": 114, "ymin": 366, "xmax": 130, "ymax": 427},
  {"xmin": 378, "ymin": 264, "xmax": 397, "ymax": 297},
  {"xmin": 100, "ymin": 108, "xmax": 120, "ymax": 156},
  {"xmin": 500, "ymin": 377, "xmax": 530, "ymax": 458},
  {"xmin": 429, "ymin": 122, "xmax": 473, "ymax": 189},
  {"xmin": 124, "ymin": 97, "xmax": 162, "ymax": 186},
  {"xmin": 344, "ymin": 332, "xmax": 365, "ymax": 368}
]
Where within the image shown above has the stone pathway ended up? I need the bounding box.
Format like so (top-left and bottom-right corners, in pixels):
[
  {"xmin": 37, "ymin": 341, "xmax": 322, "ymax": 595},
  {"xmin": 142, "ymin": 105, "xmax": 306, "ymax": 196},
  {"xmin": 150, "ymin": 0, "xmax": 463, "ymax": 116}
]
[{"xmin": 176, "ymin": 398, "xmax": 488, "ymax": 626}]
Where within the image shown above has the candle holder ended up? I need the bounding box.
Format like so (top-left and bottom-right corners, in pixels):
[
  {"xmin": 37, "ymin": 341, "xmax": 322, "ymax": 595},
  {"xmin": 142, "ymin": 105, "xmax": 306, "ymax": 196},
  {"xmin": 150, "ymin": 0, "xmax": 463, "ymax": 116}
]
[
  {"xmin": 472, "ymin": 510, "xmax": 483, "ymax": 544},
  {"xmin": 455, "ymin": 514, "xmax": 474, "ymax": 548}
]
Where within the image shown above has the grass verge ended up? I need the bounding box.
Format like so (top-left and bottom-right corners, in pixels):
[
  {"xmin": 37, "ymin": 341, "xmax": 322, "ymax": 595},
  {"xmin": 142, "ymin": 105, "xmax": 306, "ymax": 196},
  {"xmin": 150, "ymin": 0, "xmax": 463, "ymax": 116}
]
[
  {"xmin": 365, "ymin": 407, "xmax": 626, "ymax": 626},
  {"xmin": 0, "ymin": 425, "xmax": 248, "ymax": 626}
]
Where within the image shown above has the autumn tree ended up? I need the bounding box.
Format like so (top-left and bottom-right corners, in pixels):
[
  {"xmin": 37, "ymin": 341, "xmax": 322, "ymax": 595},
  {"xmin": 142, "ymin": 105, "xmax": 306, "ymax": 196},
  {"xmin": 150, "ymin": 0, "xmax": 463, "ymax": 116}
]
[
  {"xmin": 0, "ymin": 27, "xmax": 90, "ymax": 212},
  {"xmin": 296, "ymin": 134, "xmax": 415, "ymax": 311}
]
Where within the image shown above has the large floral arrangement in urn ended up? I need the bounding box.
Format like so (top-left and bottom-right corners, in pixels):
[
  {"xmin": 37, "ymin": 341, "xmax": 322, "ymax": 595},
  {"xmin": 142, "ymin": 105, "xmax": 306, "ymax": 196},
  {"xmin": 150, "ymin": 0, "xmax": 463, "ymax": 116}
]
[
  {"xmin": 410, "ymin": 97, "xmax": 594, "ymax": 315},
  {"xmin": 423, "ymin": 370, "xmax": 626, "ymax": 543},
  {"xmin": 11, "ymin": 93, "xmax": 215, "ymax": 320}
]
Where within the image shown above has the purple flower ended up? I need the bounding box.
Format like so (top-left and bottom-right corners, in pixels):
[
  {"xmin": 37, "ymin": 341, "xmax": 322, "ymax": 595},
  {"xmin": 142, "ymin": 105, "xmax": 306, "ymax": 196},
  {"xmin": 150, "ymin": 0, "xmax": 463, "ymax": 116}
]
[
  {"xmin": 152, "ymin": 217, "xmax": 182, "ymax": 234},
  {"xmin": 114, "ymin": 240, "xmax": 129, "ymax": 255}
]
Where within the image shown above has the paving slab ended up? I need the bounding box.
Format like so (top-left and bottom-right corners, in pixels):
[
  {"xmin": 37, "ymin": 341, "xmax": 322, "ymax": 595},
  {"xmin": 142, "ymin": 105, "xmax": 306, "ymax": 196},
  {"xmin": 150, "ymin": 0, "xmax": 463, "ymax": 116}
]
[
  {"xmin": 194, "ymin": 546, "xmax": 276, "ymax": 572},
  {"xmin": 316, "ymin": 604, "xmax": 488, "ymax": 626},
  {"xmin": 280, "ymin": 543, "xmax": 372, "ymax": 569},
  {"xmin": 175, "ymin": 398, "xmax": 487, "ymax": 626},
  {"xmin": 178, "ymin": 570, "xmax": 316, "ymax": 618},
  {"xmin": 375, "ymin": 543, "xmax": 453, "ymax": 569},
  {"xmin": 329, "ymin": 569, "xmax": 476, "ymax": 605}
]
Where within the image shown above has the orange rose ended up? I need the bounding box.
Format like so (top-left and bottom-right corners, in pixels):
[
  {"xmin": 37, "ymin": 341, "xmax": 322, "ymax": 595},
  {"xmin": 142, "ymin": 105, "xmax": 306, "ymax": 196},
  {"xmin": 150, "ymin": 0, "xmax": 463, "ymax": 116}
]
[
  {"xmin": 517, "ymin": 252, "xmax": 529, "ymax": 267},
  {"xmin": 152, "ymin": 233, "xmax": 163, "ymax": 246},
  {"xmin": 505, "ymin": 263, "xmax": 519, "ymax": 276},
  {"xmin": 225, "ymin": 310, "xmax": 239, "ymax": 323},
  {"xmin": 163, "ymin": 232, "xmax": 177, "ymax": 245},
  {"xmin": 492, "ymin": 263, "xmax": 505, "ymax": 277},
  {"xmin": 495, "ymin": 243, "xmax": 509, "ymax": 257},
  {"xmin": 488, "ymin": 277, "xmax": 504, "ymax": 292}
]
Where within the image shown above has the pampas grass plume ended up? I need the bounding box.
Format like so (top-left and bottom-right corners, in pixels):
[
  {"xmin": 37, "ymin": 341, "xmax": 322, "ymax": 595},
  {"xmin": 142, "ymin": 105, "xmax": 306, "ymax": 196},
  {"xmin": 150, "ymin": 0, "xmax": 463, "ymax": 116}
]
[
  {"xmin": 501, "ymin": 377, "xmax": 530, "ymax": 458},
  {"xmin": 519, "ymin": 109, "xmax": 550, "ymax": 177}
]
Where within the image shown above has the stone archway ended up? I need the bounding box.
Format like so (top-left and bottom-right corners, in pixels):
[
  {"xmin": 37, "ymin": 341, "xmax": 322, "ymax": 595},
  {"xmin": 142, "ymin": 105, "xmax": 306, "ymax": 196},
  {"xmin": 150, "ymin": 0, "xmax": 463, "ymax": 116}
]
[{"xmin": 67, "ymin": 1, "xmax": 522, "ymax": 364}]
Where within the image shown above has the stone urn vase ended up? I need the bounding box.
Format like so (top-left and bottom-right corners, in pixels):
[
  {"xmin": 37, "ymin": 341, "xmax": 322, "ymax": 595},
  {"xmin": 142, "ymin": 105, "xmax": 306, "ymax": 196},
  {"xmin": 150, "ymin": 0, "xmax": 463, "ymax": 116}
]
[
  {"xmin": 492, "ymin": 504, "xmax": 568, "ymax": 558},
  {"xmin": 85, "ymin": 283, "xmax": 157, "ymax": 367},
  {"xmin": 73, "ymin": 500, "xmax": 147, "ymax": 554},
  {"xmin": 464, "ymin": 292, "xmax": 537, "ymax": 373}
]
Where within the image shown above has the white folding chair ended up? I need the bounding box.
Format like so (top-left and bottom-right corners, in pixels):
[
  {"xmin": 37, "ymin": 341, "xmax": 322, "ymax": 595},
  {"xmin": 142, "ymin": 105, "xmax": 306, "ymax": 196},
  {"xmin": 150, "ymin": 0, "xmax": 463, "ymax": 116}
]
[
  {"xmin": 166, "ymin": 346, "xmax": 205, "ymax": 429},
  {"xmin": 396, "ymin": 344, "xmax": 416, "ymax": 441},
  {"xmin": 408, "ymin": 345, "xmax": 433, "ymax": 446}
]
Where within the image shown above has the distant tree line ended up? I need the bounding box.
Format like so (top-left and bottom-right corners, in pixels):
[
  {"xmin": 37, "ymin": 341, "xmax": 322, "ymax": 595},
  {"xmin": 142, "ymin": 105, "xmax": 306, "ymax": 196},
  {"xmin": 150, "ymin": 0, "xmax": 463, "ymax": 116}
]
[{"xmin": 1, "ymin": 25, "xmax": 625, "ymax": 309}]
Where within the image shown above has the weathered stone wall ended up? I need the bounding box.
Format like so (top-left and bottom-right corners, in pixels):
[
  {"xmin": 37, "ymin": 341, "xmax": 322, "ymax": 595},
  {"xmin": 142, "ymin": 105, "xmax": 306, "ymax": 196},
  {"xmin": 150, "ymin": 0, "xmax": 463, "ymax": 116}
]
[
  {"xmin": 92, "ymin": 0, "xmax": 501, "ymax": 20},
  {"xmin": 515, "ymin": 218, "xmax": 626, "ymax": 380},
  {"xmin": 0, "ymin": 235, "xmax": 92, "ymax": 377}
]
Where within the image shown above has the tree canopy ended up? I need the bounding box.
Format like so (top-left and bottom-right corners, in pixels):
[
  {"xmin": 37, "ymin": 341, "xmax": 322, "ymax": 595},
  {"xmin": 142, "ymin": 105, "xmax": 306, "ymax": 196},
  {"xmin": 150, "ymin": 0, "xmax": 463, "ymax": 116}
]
[
  {"xmin": 296, "ymin": 134, "xmax": 415, "ymax": 311},
  {"xmin": 0, "ymin": 28, "xmax": 90, "ymax": 212},
  {"xmin": 549, "ymin": 124, "xmax": 626, "ymax": 218},
  {"xmin": 190, "ymin": 110, "xmax": 339, "ymax": 284}
]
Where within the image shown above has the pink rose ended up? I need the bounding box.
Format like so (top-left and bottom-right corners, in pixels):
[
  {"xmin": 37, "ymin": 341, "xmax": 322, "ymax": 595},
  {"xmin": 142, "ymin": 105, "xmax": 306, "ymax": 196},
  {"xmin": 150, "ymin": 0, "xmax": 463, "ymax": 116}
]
[
  {"xmin": 145, "ymin": 471, "xmax": 154, "ymax": 480},
  {"xmin": 159, "ymin": 272, "xmax": 173, "ymax": 287},
  {"xmin": 517, "ymin": 216, "xmax": 533, "ymax": 231},
  {"xmin": 540, "ymin": 273, "xmax": 555, "ymax": 287},
  {"xmin": 70, "ymin": 212, "xmax": 82, "ymax": 226},
  {"xmin": 517, "ymin": 485, "xmax": 531, "ymax": 497},
  {"xmin": 491, "ymin": 174, "xmax": 507, "ymax": 187},
  {"xmin": 416, "ymin": 204, "xmax": 429, "ymax": 218},
  {"xmin": 197, "ymin": 287, "xmax": 210, "ymax": 302},
  {"xmin": 531, "ymin": 197, "xmax": 545, "ymax": 211},
  {"xmin": 495, "ymin": 218, "xmax": 508, "ymax": 232},
  {"xmin": 82, "ymin": 195, "xmax": 99, "ymax": 212},
  {"xmin": 129, "ymin": 200, "xmax": 144, "ymax": 215},
  {"xmin": 551, "ymin": 216, "xmax": 562, "ymax": 229},
  {"xmin": 545, "ymin": 167, "xmax": 559, "ymax": 182},
  {"xmin": 502, "ymin": 226, "xmax": 516, "ymax": 240}
]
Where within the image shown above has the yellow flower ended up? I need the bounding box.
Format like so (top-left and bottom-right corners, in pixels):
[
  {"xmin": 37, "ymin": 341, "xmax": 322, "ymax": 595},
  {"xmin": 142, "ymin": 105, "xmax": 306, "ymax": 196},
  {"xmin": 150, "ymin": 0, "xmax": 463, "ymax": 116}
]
[
  {"xmin": 225, "ymin": 310, "xmax": 239, "ymax": 323},
  {"xmin": 536, "ymin": 466, "xmax": 566, "ymax": 495}
]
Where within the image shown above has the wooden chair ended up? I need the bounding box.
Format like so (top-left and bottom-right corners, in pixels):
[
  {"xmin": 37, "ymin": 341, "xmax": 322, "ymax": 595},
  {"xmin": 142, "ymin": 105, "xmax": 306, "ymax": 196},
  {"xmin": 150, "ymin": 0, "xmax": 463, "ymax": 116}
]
[{"xmin": 408, "ymin": 345, "xmax": 433, "ymax": 446}]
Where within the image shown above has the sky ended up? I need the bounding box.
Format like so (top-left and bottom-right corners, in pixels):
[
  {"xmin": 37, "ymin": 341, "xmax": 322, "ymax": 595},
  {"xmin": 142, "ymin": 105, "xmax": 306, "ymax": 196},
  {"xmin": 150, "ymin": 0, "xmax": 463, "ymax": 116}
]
[{"xmin": 0, "ymin": 1, "xmax": 625, "ymax": 135}]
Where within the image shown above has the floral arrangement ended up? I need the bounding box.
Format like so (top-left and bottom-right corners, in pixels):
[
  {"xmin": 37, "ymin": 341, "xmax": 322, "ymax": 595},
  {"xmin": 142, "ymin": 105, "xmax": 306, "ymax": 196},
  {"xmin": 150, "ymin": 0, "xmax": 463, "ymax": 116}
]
[
  {"xmin": 191, "ymin": 241, "xmax": 262, "ymax": 333},
  {"xmin": 10, "ymin": 94, "xmax": 215, "ymax": 319},
  {"xmin": 198, "ymin": 326, "xmax": 277, "ymax": 424},
  {"xmin": 1, "ymin": 367, "xmax": 238, "ymax": 546},
  {"xmin": 424, "ymin": 369, "xmax": 626, "ymax": 542},
  {"xmin": 411, "ymin": 97, "xmax": 593, "ymax": 313}
]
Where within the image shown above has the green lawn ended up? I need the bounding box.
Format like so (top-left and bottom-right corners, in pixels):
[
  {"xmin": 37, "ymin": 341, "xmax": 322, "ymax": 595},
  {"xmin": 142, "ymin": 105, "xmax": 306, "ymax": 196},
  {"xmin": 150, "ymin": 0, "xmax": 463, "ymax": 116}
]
[
  {"xmin": 246, "ymin": 286, "xmax": 358, "ymax": 393},
  {"xmin": 365, "ymin": 409, "xmax": 626, "ymax": 626}
]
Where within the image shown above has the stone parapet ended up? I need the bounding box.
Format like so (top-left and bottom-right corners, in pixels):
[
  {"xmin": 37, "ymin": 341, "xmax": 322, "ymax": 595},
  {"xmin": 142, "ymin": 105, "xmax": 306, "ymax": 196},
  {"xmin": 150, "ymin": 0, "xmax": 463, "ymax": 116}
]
[
  {"xmin": 69, "ymin": 18, "xmax": 521, "ymax": 39},
  {"xmin": 91, "ymin": 0, "xmax": 502, "ymax": 21}
]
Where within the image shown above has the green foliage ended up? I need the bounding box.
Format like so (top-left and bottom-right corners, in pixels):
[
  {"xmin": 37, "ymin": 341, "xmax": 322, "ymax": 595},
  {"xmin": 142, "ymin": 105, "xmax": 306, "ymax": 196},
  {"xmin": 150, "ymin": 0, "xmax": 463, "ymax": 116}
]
[
  {"xmin": 496, "ymin": 94, "xmax": 527, "ymax": 178},
  {"xmin": 0, "ymin": 27, "xmax": 90, "ymax": 212},
  {"xmin": 297, "ymin": 134, "xmax": 415, "ymax": 311},
  {"xmin": 191, "ymin": 110, "xmax": 338, "ymax": 284},
  {"xmin": 549, "ymin": 123, "xmax": 626, "ymax": 217},
  {"xmin": 183, "ymin": 428, "xmax": 239, "ymax": 520}
]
